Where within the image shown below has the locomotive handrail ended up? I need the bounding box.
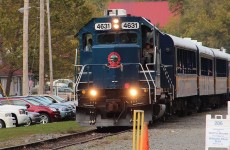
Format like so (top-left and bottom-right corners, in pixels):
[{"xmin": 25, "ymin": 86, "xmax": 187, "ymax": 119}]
[
  {"xmin": 161, "ymin": 64, "xmax": 175, "ymax": 100},
  {"xmin": 74, "ymin": 63, "xmax": 156, "ymax": 104},
  {"xmin": 74, "ymin": 64, "xmax": 107, "ymax": 90},
  {"xmin": 138, "ymin": 63, "xmax": 152, "ymax": 104},
  {"xmin": 146, "ymin": 63, "xmax": 157, "ymax": 103},
  {"xmin": 74, "ymin": 64, "xmax": 84, "ymax": 100}
]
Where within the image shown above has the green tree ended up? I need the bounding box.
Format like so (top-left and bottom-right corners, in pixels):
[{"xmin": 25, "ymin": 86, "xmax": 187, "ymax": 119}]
[
  {"xmin": 0, "ymin": 0, "xmax": 107, "ymax": 95},
  {"xmin": 48, "ymin": 0, "xmax": 107, "ymax": 79},
  {"xmin": 165, "ymin": 0, "xmax": 230, "ymax": 49},
  {"xmin": 0, "ymin": 1, "xmax": 24, "ymax": 95}
]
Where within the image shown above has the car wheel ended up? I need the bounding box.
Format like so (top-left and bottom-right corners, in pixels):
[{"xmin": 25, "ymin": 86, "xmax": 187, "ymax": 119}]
[
  {"xmin": 40, "ymin": 113, "xmax": 50, "ymax": 124},
  {"xmin": 0, "ymin": 120, "xmax": 6, "ymax": 128},
  {"xmin": 24, "ymin": 118, "xmax": 32, "ymax": 126}
]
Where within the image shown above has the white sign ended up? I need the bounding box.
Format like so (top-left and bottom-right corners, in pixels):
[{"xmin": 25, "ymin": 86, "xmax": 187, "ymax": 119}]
[
  {"xmin": 205, "ymin": 115, "xmax": 230, "ymax": 150},
  {"xmin": 95, "ymin": 23, "xmax": 112, "ymax": 30},
  {"xmin": 121, "ymin": 22, "xmax": 139, "ymax": 29}
]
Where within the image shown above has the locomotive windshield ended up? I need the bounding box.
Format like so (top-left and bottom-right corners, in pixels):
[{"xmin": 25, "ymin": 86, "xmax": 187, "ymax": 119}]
[
  {"xmin": 119, "ymin": 33, "xmax": 137, "ymax": 44},
  {"xmin": 98, "ymin": 33, "xmax": 115, "ymax": 44},
  {"xmin": 97, "ymin": 32, "xmax": 137, "ymax": 44}
]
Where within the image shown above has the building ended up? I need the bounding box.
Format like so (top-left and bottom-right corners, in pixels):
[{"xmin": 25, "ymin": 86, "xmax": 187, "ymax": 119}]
[
  {"xmin": 0, "ymin": 68, "xmax": 34, "ymax": 96},
  {"xmin": 108, "ymin": 1, "xmax": 174, "ymax": 28}
]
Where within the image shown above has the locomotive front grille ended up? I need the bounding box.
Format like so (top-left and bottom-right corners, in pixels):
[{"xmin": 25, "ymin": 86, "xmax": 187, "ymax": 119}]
[{"xmin": 105, "ymin": 90, "xmax": 121, "ymax": 99}]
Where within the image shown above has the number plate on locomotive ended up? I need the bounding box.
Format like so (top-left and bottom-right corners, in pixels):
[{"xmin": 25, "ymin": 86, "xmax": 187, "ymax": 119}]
[
  {"xmin": 95, "ymin": 23, "xmax": 112, "ymax": 30},
  {"xmin": 121, "ymin": 22, "xmax": 139, "ymax": 29}
]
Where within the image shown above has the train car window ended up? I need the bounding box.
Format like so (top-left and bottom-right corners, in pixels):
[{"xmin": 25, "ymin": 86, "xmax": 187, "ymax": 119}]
[
  {"xmin": 177, "ymin": 48, "xmax": 196, "ymax": 74},
  {"xmin": 201, "ymin": 57, "xmax": 213, "ymax": 76},
  {"xmin": 228, "ymin": 61, "xmax": 230, "ymax": 76},
  {"xmin": 119, "ymin": 33, "xmax": 137, "ymax": 44},
  {"xmin": 216, "ymin": 59, "xmax": 227, "ymax": 77},
  {"xmin": 97, "ymin": 33, "xmax": 116, "ymax": 44}
]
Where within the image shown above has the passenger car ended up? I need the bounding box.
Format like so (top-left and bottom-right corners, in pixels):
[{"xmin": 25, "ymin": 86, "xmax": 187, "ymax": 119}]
[
  {"xmin": 0, "ymin": 111, "xmax": 16, "ymax": 128},
  {"xmin": 0, "ymin": 98, "xmax": 61, "ymax": 124}
]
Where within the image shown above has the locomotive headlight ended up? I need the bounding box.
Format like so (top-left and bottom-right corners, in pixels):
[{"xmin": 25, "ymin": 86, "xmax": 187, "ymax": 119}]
[
  {"xmin": 113, "ymin": 18, "xmax": 119, "ymax": 24},
  {"xmin": 90, "ymin": 89, "xmax": 97, "ymax": 97},
  {"xmin": 129, "ymin": 88, "xmax": 138, "ymax": 97},
  {"xmin": 113, "ymin": 24, "xmax": 120, "ymax": 30}
]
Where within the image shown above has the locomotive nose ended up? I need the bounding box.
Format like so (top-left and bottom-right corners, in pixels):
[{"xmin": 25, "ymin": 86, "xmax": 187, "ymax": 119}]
[
  {"xmin": 91, "ymin": 45, "xmax": 140, "ymax": 89},
  {"xmin": 93, "ymin": 45, "xmax": 140, "ymax": 65}
]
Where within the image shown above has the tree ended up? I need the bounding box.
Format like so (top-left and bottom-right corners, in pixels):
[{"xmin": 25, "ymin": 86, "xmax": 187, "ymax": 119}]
[
  {"xmin": 0, "ymin": 0, "xmax": 107, "ymax": 95},
  {"xmin": 164, "ymin": 0, "xmax": 230, "ymax": 49},
  {"xmin": 0, "ymin": 1, "xmax": 24, "ymax": 95},
  {"xmin": 47, "ymin": 0, "xmax": 107, "ymax": 79}
]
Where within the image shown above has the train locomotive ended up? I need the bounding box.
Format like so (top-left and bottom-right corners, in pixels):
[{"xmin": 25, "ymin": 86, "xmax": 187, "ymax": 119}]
[{"xmin": 74, "ymin": 9, "xmax": 229, "ymax": 127}]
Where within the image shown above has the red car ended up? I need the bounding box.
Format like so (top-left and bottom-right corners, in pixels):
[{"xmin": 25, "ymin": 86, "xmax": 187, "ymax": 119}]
[{"xmin": 0, "ymin": 98, "xmax": 61, "ymax": 124}]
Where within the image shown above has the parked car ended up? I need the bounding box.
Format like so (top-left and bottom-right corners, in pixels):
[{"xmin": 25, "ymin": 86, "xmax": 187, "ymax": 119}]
[
  {"xmin": 42, "ymin": 95, "xmax": 76, "ymax": 118},
  {"xmin": 43, "ymin": 94, "xmax": 77, "ymax": 107},
  {"xmin": 26, "ymin": 112, "xmax": 41, "ymax": 126},
  {"xmin": 28, "ymin": 95, "xmax": 73, "ymax": 120},
  {"xmin": 0, "ymin": 102, "xmax": 30, "ymax": 126},
  {"xmin": 0, "ymin": 98, "xmax": 61, "ymax": 124},
  {"xmin": 0, "ymin": 111, "xmax": 16, "ymax": 128}
]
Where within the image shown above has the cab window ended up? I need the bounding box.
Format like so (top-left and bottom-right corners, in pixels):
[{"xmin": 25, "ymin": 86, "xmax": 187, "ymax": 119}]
[
  {"xmin": 83, "ymin": 33, "xmax": 92, "ymax": 51},
  {"xmin": 119, "ymin": 33, "xmax": 137, "ymax": 44},
  {"xmin": 97, "ymin": 33, "xmax": 116, "ymax": 44}
]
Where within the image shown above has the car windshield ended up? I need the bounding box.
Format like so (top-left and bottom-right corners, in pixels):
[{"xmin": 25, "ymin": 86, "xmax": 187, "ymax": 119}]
[
  {"xmin": 28, "ymin": 97, "xmax": 50, "ymax": 106},
  {"xmin": 25, "ymin": 97, "xmax": 45, "ymax": 106},
  {"xmin": 36, "ymin": 96, "xmax": 54, "ymax": 105},
  {"xmin": 25, "ymin": 99, "xmax": 42, "ymax": 106},
  {"xmin": 52, "ymin": 95, "xmax": 66, "ymax": 103}
]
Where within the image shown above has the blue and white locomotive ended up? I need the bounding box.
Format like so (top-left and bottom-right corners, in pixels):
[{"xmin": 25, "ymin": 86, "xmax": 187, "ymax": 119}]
[{"xmin": 74, "ymin": 9, "xmax": 229, "ymax": 127}]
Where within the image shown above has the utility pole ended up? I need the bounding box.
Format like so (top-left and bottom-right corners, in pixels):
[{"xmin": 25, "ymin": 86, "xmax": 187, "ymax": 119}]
[
  {"xmin": 46, "ymin": 0, "xmax": 53, "ymax": 95},
  {"xmin": 39, "ymin": 0, "xmax": 45, "ymax": 94},
  {"xmin": 22, "ymin": 0, "xmax": 29, "ymax": 96}
]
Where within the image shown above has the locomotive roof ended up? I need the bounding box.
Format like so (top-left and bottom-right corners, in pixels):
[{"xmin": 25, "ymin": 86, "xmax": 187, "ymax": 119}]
[
  {"xmin": 167, "ymin": 34, "xmax": 197, "ymax": 51},
  {"xmin": 210, "ymin": 48, "xmax": 229, "ymax": 60}
]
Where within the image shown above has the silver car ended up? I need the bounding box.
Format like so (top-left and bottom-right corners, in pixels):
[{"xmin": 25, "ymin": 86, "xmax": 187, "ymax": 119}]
[
  {"xmin": 25, "ymin": 112, "xmax": 41, "ymax": 126},
  {"xmin": 43, "ymin": 95, "xmax": 76, "ymax": 119}
]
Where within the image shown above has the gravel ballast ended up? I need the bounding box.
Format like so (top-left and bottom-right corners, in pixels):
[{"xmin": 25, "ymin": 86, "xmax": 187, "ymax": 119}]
[{"xmin": 63, "ymin": 107, "xmax": 227, "ymax": 150}]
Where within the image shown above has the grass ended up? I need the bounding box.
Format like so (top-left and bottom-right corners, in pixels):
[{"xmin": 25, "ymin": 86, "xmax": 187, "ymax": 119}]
[{"xmin": 0, "ymin": 121, "xmax": 89, "ymax": 142}]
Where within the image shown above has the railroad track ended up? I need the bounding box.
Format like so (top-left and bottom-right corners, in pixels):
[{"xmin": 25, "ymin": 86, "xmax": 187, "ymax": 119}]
[{"xmin": 0, "ymin": 127, "xmax": 131, "ymax": 150}]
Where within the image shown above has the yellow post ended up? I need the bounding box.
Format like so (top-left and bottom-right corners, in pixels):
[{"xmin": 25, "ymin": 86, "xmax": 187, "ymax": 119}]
[
  {"xmin": 140, "ymin": 111, "xmax": 145, "ymax": 149},
  {"xmin": 132, "ymin": 110, "xmax": 144, "ymax": 150},
  {"xmin": 0, "ymin": 83, "xmax": 7, "ymax": 97}
]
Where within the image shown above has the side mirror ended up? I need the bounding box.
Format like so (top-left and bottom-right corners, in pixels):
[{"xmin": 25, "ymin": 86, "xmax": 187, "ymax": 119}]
[{"xmin": 25, "ymin": 104, "xmax": 30, "ymax": 108}]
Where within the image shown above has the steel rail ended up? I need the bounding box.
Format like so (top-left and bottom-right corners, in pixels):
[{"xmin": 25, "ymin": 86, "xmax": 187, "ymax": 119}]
[
  {"xmin": 0, "ymin": 128, "xmax": 131, "ymax": 150},
  {"xmin": 0, "ymin": 129, "xmax": 97, "ymax": 150}
]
